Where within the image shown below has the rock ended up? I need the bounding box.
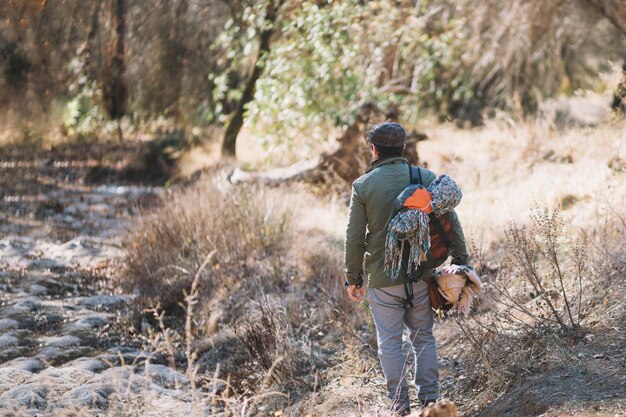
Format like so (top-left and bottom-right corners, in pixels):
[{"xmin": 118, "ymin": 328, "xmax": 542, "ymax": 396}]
[
  {"xmin": 0, "ymin": 368, "xmax": 34, "ymax": 387},
  {"xmin": 144, "ymin": 363, "xmax": 189, "ymax": 388},
  {"xmin": 97, "ymin": 366, "xmax": 131, "ymax": 381},
  {"xmin": 94, "ymin": 185, "xmax": 159, "ymax": 196},
  {"xmin": 62, "ymin": 357, "xmax": 108, "ymax": 373},
  {"xmin": 59, "ymin": 383, "xmax": 114, "ymax": 409},
  {"xmin": 0, "ymin": 347, "xmax": 28, "ymax": 362},
  {"xmin": 0, "ymin": 383, "xmax": 47, "ymax": 409},
  {"xmin": 99, "ymin": 347, "xmax": 149, "ymax": 366},
  {"xmin": 75, "ymin": 295, "xmax": 127, "ymax": 310},
  {"xmin": 36, "ymin": 346, "xmax": 93, "ymax": 365},
  {"xmin": 39, "ymin": 366, "xmax": 95, "ymax": 384},
  {"xmin": 27, "ymin": 284, "xmax": 48, "ymax": 296},
  {"xmin": 0, "ymin": 319, "xmax": 19, "ymax": 332},
  {"xmin": 62, "ymin": 313, "xmax": 110, "ymax": 332},
  {"xmin": 24, "ymin": 258, "xmax": 63, "ymax": 269},
  {"xmin": 0, "ymin": 357, "xmax": 46, "ymax": 373},
  {"xmin": 64, "ymin": 203, "xmax": 89, "ymax": 216},
  {"xmin": 1, "ymin": 297, "xmax": 42, "ymax": 315},
  {"xmin": 0, "ymin": 334, "xmax": 19, "ymax": 348},
  {"xmin": 42, "ymin": 335, "xmax": 81, "ymax": 348}
]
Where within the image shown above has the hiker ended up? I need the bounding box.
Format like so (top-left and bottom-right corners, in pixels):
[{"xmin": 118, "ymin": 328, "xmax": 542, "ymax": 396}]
[{"xmin": 343, "ymin": 122, "xmax": 469, "ymax": 415}]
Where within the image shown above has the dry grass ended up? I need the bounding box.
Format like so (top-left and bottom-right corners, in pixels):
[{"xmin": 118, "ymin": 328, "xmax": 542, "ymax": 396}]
[
  {"xmin": 419, "ymin": 117, "xmax": 626, "ymax": 243},
  {"xmin": 417, "ymin": 118, "xmax": 626, "ymax": 414},
  {"xmin": 118, "ymin": 173, "xmax": 292, "ymax": 312},
  {"xmin": 116, "ymin": 172, "xmax": 362, "ymax": 413},
  {"xmin": 113, "ymin": 115, "xmax": 625, "ymax": 415}
]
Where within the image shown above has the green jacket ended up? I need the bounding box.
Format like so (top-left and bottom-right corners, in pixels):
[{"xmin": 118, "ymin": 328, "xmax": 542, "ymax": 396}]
[{"xmin": 344, "ymin": 156, "xmax": 469, "ymax": 289}]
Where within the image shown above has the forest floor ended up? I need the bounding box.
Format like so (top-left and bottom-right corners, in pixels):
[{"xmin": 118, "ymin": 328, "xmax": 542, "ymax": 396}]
[{"xmin": 0, "ymin": 116, "xmax": 625, "ymax": 416}]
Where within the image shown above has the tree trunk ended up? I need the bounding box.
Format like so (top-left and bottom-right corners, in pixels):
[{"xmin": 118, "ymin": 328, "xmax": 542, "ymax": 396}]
[
  {"xmin": 584, "ymin": 0, "xmax": 626, "ymax": 35},
  {"xmin": 222, "ymin": 1, "xmax": 280, "ymax": 157},
  {"xmin": 584, "ymin": 0, "xmax": 626, "ymax": 114},
  {"xmin": 103, "ymin": 0, "xmax": 127, "ymax": 127}
]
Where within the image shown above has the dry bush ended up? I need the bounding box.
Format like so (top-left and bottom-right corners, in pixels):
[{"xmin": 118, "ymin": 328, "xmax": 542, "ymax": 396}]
[
  {"xmin": 497, "ymin": 205, "xmax": 585, "ymax": 332},
  {"xmin": 295, "ymin": 237, "xmax": 363, "ymax": 332},
  {"xmin": 116, "ymin": 176, "xmax": 377, "ymax": 413},
  {"xmin": 118, "ymin": 175, "xmax": 292, "ymax": 312},
  {"xmin": 457, "ymin": 205, "xmax": 625, "ymax": 404},
  {"xmin": 232, "ymin": 298, "xmax": 318, "ymax": 393}
]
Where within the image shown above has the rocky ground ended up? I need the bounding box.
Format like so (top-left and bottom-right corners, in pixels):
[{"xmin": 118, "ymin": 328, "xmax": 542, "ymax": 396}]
[{"xmin": 0, "ymin": 152, "xmax": 196, "ymax": 416}]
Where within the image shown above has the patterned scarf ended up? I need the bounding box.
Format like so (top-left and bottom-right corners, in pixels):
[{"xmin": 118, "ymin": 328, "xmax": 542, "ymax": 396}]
[{"xmin": 385, "ymin": 174, "xmax": 462, "ymax": 281}]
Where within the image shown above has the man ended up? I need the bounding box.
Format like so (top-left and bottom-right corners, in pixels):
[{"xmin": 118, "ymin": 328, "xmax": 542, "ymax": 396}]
[{"xmin": 344, "ymin": 122, "xmax": 468, "ymax": 415}]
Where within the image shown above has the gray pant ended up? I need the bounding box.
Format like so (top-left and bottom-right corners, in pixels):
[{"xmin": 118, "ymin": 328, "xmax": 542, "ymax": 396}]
[{"xmin": 368, "ymin": 280, "xmax": 439, "ymax": 408}]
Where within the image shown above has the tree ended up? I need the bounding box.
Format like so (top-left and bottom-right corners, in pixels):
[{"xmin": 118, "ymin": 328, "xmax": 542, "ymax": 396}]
[
  {"xmin": 102, "ymin": 0, "xmax": 127, "ymax": 141},
  {"xmin": 221, "ymin": 0, "xmax": 286, "ymax": 157},
  {"xmin": 584, "ymin": 0, "xmax": 626, "ymax": 36}
]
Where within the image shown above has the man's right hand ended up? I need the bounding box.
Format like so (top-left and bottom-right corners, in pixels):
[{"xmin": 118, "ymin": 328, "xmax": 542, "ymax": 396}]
[{"xmin": 347, "ymin": 284, "xmax": 365, "ymax": 301}]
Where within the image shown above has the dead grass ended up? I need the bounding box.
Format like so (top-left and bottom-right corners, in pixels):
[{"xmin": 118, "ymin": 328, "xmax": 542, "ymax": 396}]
[
  {"xmin": 118, "ymin": 173, "xmax": 292, "ymax": 313},
  {"xmin": 115, "ymin": 172, "xmax": 366, "ymax": 413},
  {"xmin": 419, "ymin": 117, "xmax": 626, "ymax": 243},
  {"xmin": 113, "ymin": 116, "xmax": 625, "ymax": 415},
  {"xmin": 414, "ymin": 117, "xmax": 625, "ymax": 415}
]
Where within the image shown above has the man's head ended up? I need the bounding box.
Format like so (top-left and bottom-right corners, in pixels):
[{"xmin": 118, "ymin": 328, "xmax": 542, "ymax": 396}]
[{"xmin": 367, "ymin": 122, "xmax": 406, "ymax": 158}]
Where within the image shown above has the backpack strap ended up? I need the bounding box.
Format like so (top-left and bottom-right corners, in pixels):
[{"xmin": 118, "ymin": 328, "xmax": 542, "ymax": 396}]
[
  {"xmin": 408, "ymin": 164, "xmax": 423, "ymax": 186},
  {"xmin": 402, "ymin": 164, "xmax": 428, "ymax": 305}
]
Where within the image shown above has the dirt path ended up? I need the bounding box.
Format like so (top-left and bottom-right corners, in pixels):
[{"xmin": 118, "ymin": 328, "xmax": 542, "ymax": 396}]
[{"xmin": 0, "ymin": 158, "xmax": 193, "ymax": 415}]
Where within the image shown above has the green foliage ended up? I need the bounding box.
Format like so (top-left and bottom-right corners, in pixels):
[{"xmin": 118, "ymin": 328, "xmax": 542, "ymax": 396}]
[
  {"xmin": 392, "ymin": 14, "xmax": 476, "ymax": 122},
  {"xmin": 248, "ymin": 1, "xmax": 369, "ymax": 149},
  {"xmin": 245, "ymin": 1, "xmax": 478, "ymax": 150},
  {"xmin": 62, "ymin": 84, "xmax": 107, "ymax": 135},
  {"xmin": 209, "ymin": 1, "xmax": 272, "ymax": 125}
]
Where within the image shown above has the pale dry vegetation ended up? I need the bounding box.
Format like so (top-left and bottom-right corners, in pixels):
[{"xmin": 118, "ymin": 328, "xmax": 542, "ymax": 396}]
[
  {"xmin": 418, "ymin": 118, "xmax": 625, "ymax": 415},
  {"xmin": 116, "ymin": 172, "xmax": 369, "ymax": 414},
  {"xmin": 120, "ymin": 173, "xmax": 292, "ymax": 312},
  {"xmin": 2, "ymin": 0, "xmax": 625, "ymax": 415},
  {"xmin": 113, "ymin": 116, "xmax": 625, "ymax": 416}
]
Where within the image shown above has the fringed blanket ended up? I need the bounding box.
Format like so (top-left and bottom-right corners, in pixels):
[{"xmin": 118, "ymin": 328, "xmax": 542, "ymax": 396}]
[
  {"xmin": 436, "ymin": 265, "xmax": 482, "ymax": 317},
  {"xmin": 384, "ymin": 174, "xmax": 462, "ymax": 281}
]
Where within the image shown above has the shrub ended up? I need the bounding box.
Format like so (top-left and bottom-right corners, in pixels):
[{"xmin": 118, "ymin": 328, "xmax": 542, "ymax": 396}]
[
  {"xmin": 119, "ymin": 175, "xmax": 292, "ymax": 312},
  {"xmin": 232, "ymin": 297, "xmax": 317, "ymax": 393},
  {"xmin": 497, "ymin": 206, "xmax": 585, "ymax": 332},
  {"xmin": 455, "ymin": 205, "xmax": 614, "ymax": 401}
]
